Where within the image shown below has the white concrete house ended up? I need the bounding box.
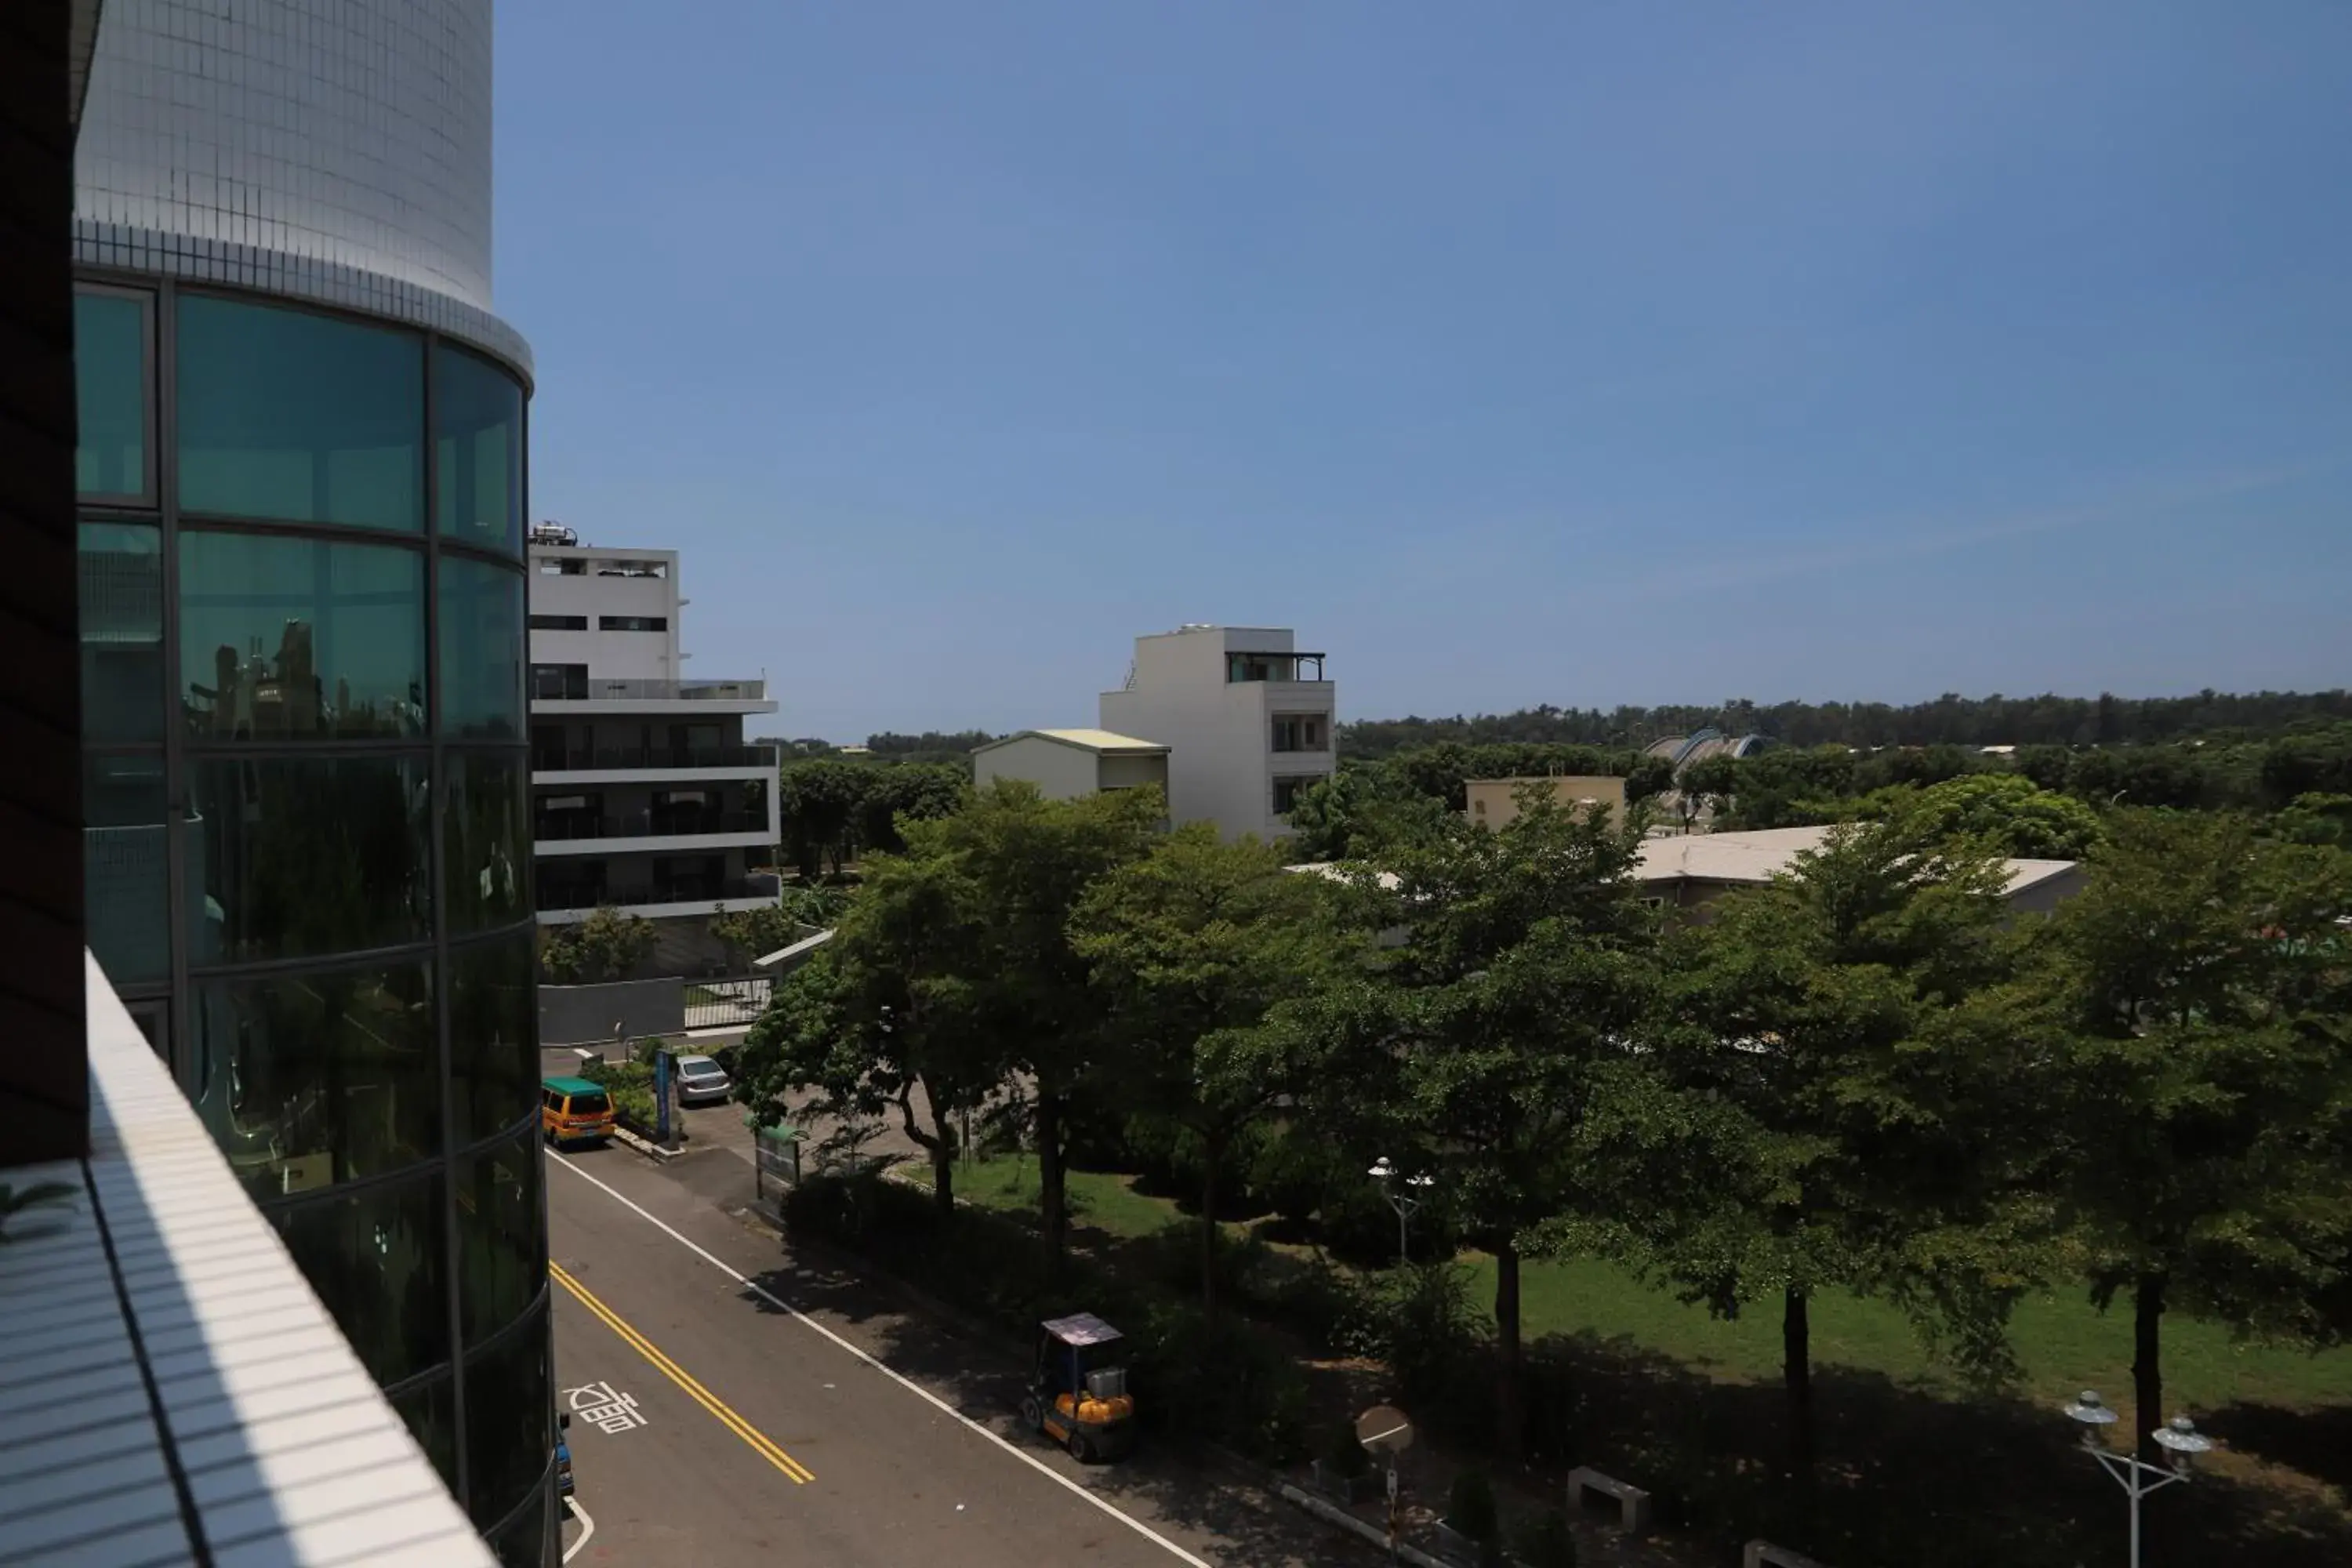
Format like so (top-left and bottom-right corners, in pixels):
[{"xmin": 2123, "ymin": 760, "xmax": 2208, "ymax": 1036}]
[
  {"xmin": 971, "ymin": 728, "xmax": 1172, "ymax": 804},
  {"xmin": 526, "ymin": 524, "xmax": 782, "ymax": 942},
  {"xmin": 1098, "ymin": 625, "xmax": 1336, "ymax": 840}
]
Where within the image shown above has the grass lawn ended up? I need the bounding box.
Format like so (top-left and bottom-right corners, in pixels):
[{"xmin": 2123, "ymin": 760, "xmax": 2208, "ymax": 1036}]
[
  {"xmin": 953, "ymin": 1153, "xmax": 2352, "ymax": 1416},
  {"xmin": 1475, "ymin": 1254, "xmax": 2352, "ymax": 1414}
]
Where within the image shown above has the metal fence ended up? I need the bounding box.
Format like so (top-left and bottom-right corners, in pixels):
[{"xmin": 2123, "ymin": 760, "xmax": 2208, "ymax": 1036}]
[{"xmin": 682, "ymin": 975, "xmax": 773, "ymax": 1031}]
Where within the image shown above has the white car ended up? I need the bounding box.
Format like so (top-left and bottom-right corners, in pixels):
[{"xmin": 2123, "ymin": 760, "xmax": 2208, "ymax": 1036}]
[{"xmin": 673, "ymin": 1054, "xmax": 732, "ymax": 1106}]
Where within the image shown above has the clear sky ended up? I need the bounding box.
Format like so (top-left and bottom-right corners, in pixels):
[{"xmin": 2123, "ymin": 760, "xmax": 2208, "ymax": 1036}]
[{"xmin": 492, "ymin": 2, "xmax": 2351, "ymax": 742}]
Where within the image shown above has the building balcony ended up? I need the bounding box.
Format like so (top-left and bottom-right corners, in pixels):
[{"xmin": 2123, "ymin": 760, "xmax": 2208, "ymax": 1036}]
[
  {"xmin": 535, "ymin": 809, "xmax": 768, "ymax": 842},
  {"xmin": 531, "ymin": 675, "xmax": 765, "ymax": 701},
  {"xmin": 531, "ymin": 742, "xmax": 779, "ymax": 775},
  {"xmin": 535, "ymin": 876, "xmax": 780, "ymax": 924},
  {"xmin": 0, "ymin": 956, "xmax": 498, "ymax": 1566}
]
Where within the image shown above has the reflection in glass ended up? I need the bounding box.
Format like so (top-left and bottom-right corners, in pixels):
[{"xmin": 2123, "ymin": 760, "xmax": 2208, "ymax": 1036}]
[
  {"xmin": 180, "ymin": 531, "xmax": 426, "ymax": 740},
  {"xmin": 445, "ymin": 753, "xmax": 529, "ymax": 935},
  {"xmin": 465, "ymin": 1305, "xmax": 552, "ymax": 1528},
  {"xmin": 78, "ymin": 521, "xmax": 165, "ymax": 742},
  {"xmin": 488, "ymin": 1486, "xmax": 550, "ymax": 1568},
  {"xmin": 434, "ymin": 343, "xmax": 524, "ymax": 555},
  {"xmin": 439, "ymin": 557, "xmax": 525, "ymax": 739},
  {"xmin": 392, "ymin": 1374, "xmax": 459, "ymax": 1493},
  {"xmin": 458, "ymin": 1130, "xmax": 546, "ymax": 1345},
  {"xmin": 176, "ymin": 294, "xmax": 423, "ymax": 530},
  {"xmin": 85, "ymin": 754, "xmax": 170, "ymax": 986},
  {"xmin": 450, "ymin": 935, "xmax": 538, "ymax": 1145},
  {"xmin": 75, "ymin": 290, "xmax": 149, "ymax": 497},
  {"xmin": 191, "ymin": 756, "xmax": 430, "ymax": 964},
  {"xmin": 191, "ymin": 960, "xmax": 437, "ymax": 1200},
  {"xmin": 274, "ymin": 1172, "xmax": 451, "ymax": 1387}
]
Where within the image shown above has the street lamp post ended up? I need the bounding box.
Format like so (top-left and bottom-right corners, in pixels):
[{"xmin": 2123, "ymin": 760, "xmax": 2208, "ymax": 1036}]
[
  {"xmin": 2063, "ymin": 1390, "xmax": 2213, "ymax": 1568},
  {"xmin": 1367, "ymin": 1156, "xmax": 1434, "ymax": 1265}
]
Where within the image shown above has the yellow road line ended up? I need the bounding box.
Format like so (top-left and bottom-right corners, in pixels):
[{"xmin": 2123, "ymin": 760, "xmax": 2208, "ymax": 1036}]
[{"xmin": 550, "ymin": 1261, "xmax": 815, "ymax": 1484}]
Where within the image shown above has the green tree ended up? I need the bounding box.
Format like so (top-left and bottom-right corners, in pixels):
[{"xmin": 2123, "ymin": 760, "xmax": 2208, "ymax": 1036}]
[
  {"xmin": 855, "ymin": 762, "xmax": 968, "ymax": 856},
  {"xmin": 1677, "ymin": 753, "xmax": 1741, "ymax": 831},
  {"xmin": 946, "ymin": 781, "xmax": 1165, "ymax": 1269},
  {"xmin": 1584, "ymin": 814, "xmax": 2049, "ymax": 1480},
  {"xmin": 734, "ymin": 849, "xmax": 995, "ymax": 1216},
  {"xmin": 539, "ymin": 905, "xmax": 657, "ymax": 983},
  {"xmin": 2042, "ymin": 810, "xmax": 2352, "ymax": 1457},
  {"xmin": 1285, "ymin": 763, "xmax": 1450, "ymax": 862},
  {"xmin": 707, "ymin": 884, "xmax": 855, "ymax": 967},
  {"xmin": 1073, "ymin": 826, "xmax": 1360, "ymax": 1315},
  {"xmin": 776, "ymin": 757, "xmax": 873, "ymax": 877},
  {"xmin": 1860, "ymin": 771, "xmax": 2106, "ymax": 859},
  {"xmin": 1348, "ymin": 785, "xmax": 1660, "ymax": 1456}
]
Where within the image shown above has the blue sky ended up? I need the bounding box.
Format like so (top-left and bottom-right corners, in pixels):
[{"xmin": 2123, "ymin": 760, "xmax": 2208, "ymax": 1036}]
[{"xmin": 494, "ymin": 2, "xmax": 2351, "ymax": 742}]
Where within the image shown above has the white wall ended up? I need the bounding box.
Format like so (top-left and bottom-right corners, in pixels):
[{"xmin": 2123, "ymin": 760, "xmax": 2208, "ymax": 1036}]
[
  {"xmin": 973, "ymin": 736, "xmax": 1107, "ymax": 801},
  {"xmin": 1099, "ymin": 626, "xmax": 1334, "ymax": 840},
  {"xmin": 528, "ymin": 548, "xmax": 683, "ymax": 683}
]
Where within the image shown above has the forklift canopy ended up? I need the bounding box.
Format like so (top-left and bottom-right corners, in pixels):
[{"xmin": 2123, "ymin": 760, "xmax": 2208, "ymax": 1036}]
[{"xmin": 1042, "ymin": 1312, "xmax": 1123, "ymax": 1347}]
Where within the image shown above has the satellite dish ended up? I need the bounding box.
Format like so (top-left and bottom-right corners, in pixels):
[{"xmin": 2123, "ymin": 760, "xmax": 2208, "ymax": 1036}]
[{"xmin": 1356, "ymin": 1404, "xmax": 1414, "ymax": 1456}]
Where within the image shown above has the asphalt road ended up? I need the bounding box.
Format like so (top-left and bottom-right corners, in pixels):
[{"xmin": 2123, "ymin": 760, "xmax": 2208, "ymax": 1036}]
[{"xmin": 544, "ymin": 1131, "xmax": 1371, "ymax": 1567}]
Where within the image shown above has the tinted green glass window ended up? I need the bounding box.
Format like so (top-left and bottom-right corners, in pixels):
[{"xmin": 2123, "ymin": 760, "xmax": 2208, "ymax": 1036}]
[
  {"xmin": 445, "ymin": 752, "xmax": 530, "ymax": 935},
  {"xmin": 274, "ymin": 1171, "xmax": 450, "ymax": 1385},
  {"xmin": 488, "ymin": 1488, "xmax": 550, "ymax": 1568},
  {"xmin": 85, "ymin": 754, "xmax": 169, "ymax": 986},
  {"xmin": 176, "ymin": 294, "xmax": 423, "ymax": 530},
  {"xmin": 440, "ymin": 556, "xmax": 524, "ymax": 739},
  {"xmin": 179, "ymin": 530, "xmax": 426, "ymax": 740},
  {"xmin": 75, "ymin": 290, "xmax": 150, "ymax": 498},
  {"xmin": 190, "ymin": 756, "xmax": 431, "ymax": 964},
  {"xmin": 79, "ymin": 521, "xmax": 163, "ymax": 742},
  {"xmin": 434, "ymin": 343, "xmax": 524, "ymax": 554},
  {"xmin": 457, "ymin": 1127, "xmax": 546, "ymax": 1345},
  {"xmin": 450, "ymin": 933, "xmax": 538, "ymax": 1145},
  {"xmin": 191, "ymin": 960, "xmax": 438, "ymax": 1198},
  {"xmin": 392, "ymin": 1374, "xmax": 459, "ymax": 1492},
  {"xmin": 465, "ymin": 1305, "xmax": 552, "ymax": 1528}
]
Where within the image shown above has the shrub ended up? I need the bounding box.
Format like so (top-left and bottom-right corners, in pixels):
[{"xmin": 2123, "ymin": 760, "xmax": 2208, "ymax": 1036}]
[
  {"xmin": 1327, "ymin": 1419, "xmax": 1371, "ymax": 1479},
  {"xmin": 1447, "ymin": 1467, "xmax": 1498, "ymax": 1542},
  {"xmin": 1124, "ymin": 1298, "xmax": 1308, "ymax": 1464},
  {"xmin": 1516, "ymin": 1509, "xmax": 1578, "ymax": 1568}
]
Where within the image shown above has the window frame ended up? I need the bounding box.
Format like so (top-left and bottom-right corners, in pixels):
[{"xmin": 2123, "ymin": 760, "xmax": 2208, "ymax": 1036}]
[{"xmin": 74, "ymin": 282, "xmax": 160, "ymax": 508}]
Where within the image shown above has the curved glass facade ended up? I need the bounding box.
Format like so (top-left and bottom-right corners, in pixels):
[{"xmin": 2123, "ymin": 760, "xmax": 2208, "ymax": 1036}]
[{"xmin": 74, "ymin": 277, "xmax": 553, "ymax": 1563}]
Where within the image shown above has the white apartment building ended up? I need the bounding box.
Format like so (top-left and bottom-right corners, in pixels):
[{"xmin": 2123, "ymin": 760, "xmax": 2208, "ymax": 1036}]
[
  {"xmin": 527, "ymin": 524, "xmax": 782, "ymax": 942},
  {"xmin": 1098, "ymin": 625, "xmax": 1337, "ymax": 840}
]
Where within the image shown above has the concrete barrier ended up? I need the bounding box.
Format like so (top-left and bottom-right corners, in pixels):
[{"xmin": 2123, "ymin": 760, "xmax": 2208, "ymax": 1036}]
[
  {"xmin": 1566, "ymin": 1466, "xmax": 1651, "ymax": 1533},
  {"xmin": 1744, "ymin": 1542, "xmax": 1831, "ymax": 1568},
  {"xmin": 539, "ymin": 978, "xmax": 683, "ymax": 1047}
]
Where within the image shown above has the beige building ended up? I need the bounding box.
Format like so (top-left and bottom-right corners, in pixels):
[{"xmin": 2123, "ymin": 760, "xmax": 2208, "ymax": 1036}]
[
  {"xmin": 972, "ymin": 728, "xmax": 1172, "ymax": 804},
  {"xmin": 1465, "ymin": 775, "xmax": 1628, "ymax": 831},
  {"xmin": 1632, "ymin": 825, "xmax": 2085, "ymax": 920}
]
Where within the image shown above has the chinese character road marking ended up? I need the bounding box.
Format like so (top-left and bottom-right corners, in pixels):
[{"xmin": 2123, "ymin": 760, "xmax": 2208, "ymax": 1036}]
[
  {"xmin": 550, "ymin": 1261, "xmax": 814, "ymax": 1483},
  {"xmin": 564, "ymin": 1381, "xmax": 648, "ymax": 1435}
]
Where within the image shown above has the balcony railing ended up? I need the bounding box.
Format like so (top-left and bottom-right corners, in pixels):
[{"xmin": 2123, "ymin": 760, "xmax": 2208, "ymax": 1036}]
[
  {"xmin": 531, "ymin": 676, "xmax": 767, "ymax": 702},
  {"xmin": 533, "ymin": 742, "xmax": 779, "ymax": 771},
  {"xmin": 538, "ymin": 875, "xmax": 774, "ymax": 912},
  {"xmin": 535, "ymin": 810, "xmax": 768, "ymax": 842}
]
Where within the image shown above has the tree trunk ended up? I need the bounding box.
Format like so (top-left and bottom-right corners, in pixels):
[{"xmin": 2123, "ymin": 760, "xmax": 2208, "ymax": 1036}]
[
  {"xmin": 2133, "ymin": 1272, "xmax": 2167, "ymax": 1461},
  {"xmin": 1036, "ymin": 1088, "xmax": 1067, "ymax": 1275},
  {"xmin": 1494, "ymin": 1240, "xmax": 1524, "ymax": 1461},
  {"xmin": 1200, "ymin": 1140, "xmax": 1221, "ymax": 1319},
  {"xmin": 1784, "ymin": 1287, "xmax": 1814, "ymax": 1483},
  {"xmin": 927, "ymin": 1097, "xmax": 956, "ymax": 1218}
]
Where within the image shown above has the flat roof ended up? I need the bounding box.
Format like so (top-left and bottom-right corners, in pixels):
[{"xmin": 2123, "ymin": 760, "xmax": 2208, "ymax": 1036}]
[
  {"xmin": 1634, "ymin": 826, "xmax": 2079, "ymax": 892},
  {"xmin": 976, "ymin": 728, "xmax": 1170, "ymax": 756}
]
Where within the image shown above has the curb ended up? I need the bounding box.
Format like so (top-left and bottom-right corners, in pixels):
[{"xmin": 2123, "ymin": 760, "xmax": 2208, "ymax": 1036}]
[
  {"xmin": 1277, "ymin": 1483, "xmax": 1454, "ymax": 1568},
  {"xmin": 612, "ymin": 1126, "xmax": 684, "ymax": 1162}
]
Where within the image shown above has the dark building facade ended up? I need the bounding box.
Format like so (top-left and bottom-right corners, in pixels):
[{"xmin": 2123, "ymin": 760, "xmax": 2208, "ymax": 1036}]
[{"xmin": 67, "ymin": 2, "xmax": 553, "ymax": 1560}]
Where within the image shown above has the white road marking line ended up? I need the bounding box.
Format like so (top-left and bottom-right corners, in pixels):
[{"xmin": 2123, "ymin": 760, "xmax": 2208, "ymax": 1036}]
[
  {"xmin": 550, "ymin": 1151, "xmax": 1216, "ymax": 1567},
  {"xmin": 561, "ymin": 1496, "xmax": 595, "ymax": 1563}
]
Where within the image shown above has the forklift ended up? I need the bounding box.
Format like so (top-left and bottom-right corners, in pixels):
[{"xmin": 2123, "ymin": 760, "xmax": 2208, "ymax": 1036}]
[{"xmin": 1021, "ymin": 1312, "xmax": 1137, "ymax": 1463}]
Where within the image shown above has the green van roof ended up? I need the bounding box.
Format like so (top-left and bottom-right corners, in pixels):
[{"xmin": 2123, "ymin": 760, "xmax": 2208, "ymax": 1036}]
[{"xmin": 543, "ymin": 1076, "xmax": 606, "ymax": 1096}]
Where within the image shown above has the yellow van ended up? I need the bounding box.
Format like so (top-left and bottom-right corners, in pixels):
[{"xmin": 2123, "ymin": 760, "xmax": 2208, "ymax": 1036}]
[{"xmin": 541, "ymin": 1076, "xmax": 615, "ymax": 1146}]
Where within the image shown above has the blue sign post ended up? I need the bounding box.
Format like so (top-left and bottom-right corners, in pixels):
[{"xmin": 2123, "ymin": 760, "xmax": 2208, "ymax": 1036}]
[{"xmin": 655, "ymin": 1048, "xmax": 673, "ymax": 1144}]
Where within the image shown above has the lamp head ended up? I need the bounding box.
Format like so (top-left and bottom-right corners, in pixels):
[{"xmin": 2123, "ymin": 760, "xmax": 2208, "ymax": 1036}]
[
  {"xmin": 1368, "ymin": 1156, "xmax": 1396, "ymax": 1181},
  {"xmin": 2153, "ymin": 1415, "xmax": 2212, "ymax": 1474},
  {"xmin": 2063, "ymin": 1390, "xmax": 2118, "ymax": 1449}
]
